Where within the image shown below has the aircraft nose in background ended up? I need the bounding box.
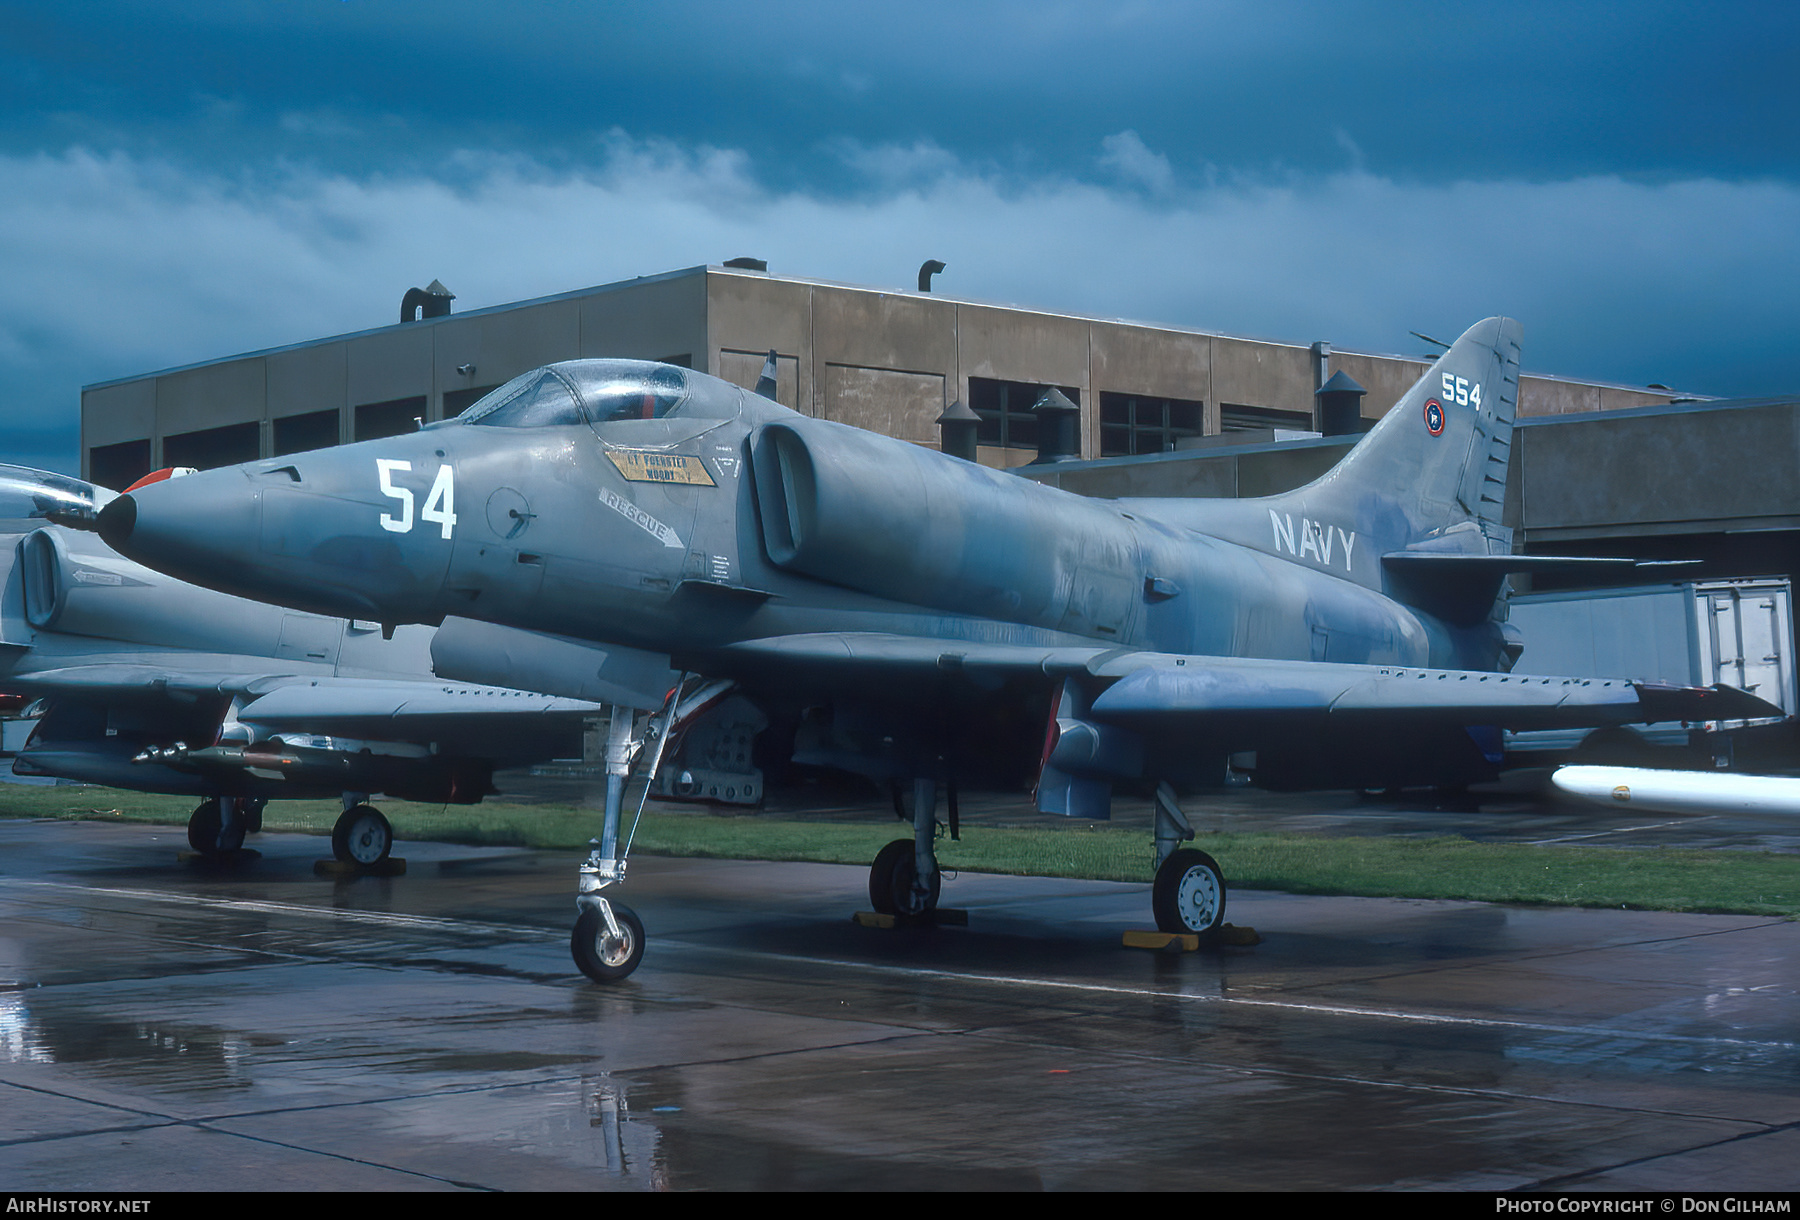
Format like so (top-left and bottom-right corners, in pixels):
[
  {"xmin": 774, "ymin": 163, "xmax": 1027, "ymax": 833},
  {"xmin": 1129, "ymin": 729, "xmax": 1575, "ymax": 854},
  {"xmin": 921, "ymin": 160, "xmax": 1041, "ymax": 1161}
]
[{"xmin": 95, "ymin": 492, "xmax": 137, "ymax": 550}]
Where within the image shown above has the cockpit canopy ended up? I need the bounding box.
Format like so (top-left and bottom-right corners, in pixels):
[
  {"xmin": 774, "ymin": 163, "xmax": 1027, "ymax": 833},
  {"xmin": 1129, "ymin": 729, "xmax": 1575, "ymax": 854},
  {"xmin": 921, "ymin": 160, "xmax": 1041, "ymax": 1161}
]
[
  {"xmin": 447, "ymin": 360, "xmax": 728, "ymax": 430},
  {"xmin": 0, "ymin": 464, "xmax": 112, "ymax": 524}
]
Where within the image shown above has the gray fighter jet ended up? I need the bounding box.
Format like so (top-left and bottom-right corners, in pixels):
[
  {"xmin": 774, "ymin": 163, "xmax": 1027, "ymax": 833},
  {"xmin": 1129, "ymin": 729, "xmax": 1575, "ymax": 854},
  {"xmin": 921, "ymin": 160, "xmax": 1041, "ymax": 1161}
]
[
  {"xmin": 0, "ymin": 464, "xmax": 600, "ymax": 863},
  {"xmin": 95, "ymin": 318, "xmax": 1777, "ymax": 981}
]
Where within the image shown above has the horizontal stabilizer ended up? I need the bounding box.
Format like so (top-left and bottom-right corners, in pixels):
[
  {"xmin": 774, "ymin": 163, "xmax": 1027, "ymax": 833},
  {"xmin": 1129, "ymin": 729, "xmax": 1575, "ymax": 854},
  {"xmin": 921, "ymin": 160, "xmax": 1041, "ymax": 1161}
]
[{"xmin": 1381, "ymin": 553, "xmax": 1693, "ymax": 625}]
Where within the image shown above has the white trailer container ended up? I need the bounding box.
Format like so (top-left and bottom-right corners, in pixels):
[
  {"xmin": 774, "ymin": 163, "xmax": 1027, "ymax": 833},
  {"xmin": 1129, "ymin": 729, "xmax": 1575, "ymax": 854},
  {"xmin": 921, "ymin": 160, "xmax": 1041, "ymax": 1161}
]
[{"xmin": 1505, "ymin": 577, "xmax": 1794, "ymax": 754}]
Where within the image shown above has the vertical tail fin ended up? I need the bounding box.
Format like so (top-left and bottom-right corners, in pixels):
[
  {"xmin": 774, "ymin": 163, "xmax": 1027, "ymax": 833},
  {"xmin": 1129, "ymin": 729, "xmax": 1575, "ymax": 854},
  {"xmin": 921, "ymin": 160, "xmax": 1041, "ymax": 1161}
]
[{"xmin": 1292, "ymin": 316, "xmax": 1522, "ymax": 557}]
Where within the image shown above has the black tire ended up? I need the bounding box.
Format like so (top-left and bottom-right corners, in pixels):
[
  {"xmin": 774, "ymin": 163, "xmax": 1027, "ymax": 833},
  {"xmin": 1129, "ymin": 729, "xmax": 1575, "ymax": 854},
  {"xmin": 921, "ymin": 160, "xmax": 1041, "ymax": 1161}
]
[
  {"xmin": 1152, "ymin": 848, "xmax": 1227, "ymax": 935},
  {"xmin": 187, "ymin": 798, "xmax": 244, "ymax": 854},
  {"xmin": 869, "ymin": 838, "xmax": 941, "ymax": 916},
  {"xmin": 331, "ymin": 805, "xmax": 393, "ymax": 865},
  {"xmin": 571, "ymin": 903, "xmax": 646, "ymax": 983}
]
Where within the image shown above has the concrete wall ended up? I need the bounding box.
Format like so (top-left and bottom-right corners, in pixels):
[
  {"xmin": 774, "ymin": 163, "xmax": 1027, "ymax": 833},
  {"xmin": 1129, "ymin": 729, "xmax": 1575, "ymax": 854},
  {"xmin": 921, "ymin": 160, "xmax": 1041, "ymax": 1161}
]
[
  {"xmin": 1518, "ymin": 402, "xmax": 1800, "ymax": 540},
  {"xmin": 1025, "ymin": 399, "xmax": 1800, "ymax": 565},
  {"xmin": 79, "ymin": 266, "xmax": 1692, "ymax": 485},
  {"xmin": 1330, "ymin": 351, "xmax": 1430, "ymax": 422}
]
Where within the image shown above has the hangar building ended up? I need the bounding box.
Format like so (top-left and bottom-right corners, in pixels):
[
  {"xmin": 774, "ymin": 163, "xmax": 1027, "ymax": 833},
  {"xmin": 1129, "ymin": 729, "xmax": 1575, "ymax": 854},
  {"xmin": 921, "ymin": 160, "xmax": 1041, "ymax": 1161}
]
[{"xmin": 79, "ymin": 262, "xmax": 1685, "ymax": 491}]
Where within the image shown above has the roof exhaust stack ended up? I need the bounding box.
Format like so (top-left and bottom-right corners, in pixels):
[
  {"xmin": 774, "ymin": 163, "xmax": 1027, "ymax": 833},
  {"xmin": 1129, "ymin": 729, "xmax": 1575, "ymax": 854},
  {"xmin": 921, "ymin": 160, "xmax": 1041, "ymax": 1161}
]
[
  {"xmin": 401, "ymin": 280, "xmax": 455, "ymax": 323},
  {"xmin": 936, "ymin": 399, "xmax": 979, "ymax": 461},
  {"xmin": 918, "ymin": 260, "xmax": 946, "ymax": 292},
  {"xmin": 723, "ymin": 257, "xmax": 767, "ymax": 271},
  {"xmin": 1028, "ymin": 389, "xmax": 1081, "ymax": 464},
  {"xmin": 1315, "ymin": 370, "xmax": 1369, "ymax": 437}
]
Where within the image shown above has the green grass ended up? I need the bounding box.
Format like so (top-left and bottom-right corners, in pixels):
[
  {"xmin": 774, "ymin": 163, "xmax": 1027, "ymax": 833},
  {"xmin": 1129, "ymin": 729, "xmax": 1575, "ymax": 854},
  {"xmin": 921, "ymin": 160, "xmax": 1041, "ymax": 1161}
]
[{"xmin": 6, "ymin": 783, "xmax": 1798, "ymax": 918}]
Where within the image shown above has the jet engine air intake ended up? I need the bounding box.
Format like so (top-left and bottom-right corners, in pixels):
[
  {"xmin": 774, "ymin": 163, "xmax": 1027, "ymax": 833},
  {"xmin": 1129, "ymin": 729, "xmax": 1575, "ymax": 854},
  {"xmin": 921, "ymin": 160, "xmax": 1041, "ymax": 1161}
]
[{"xmin": 749, "ymin": 418, "xmax": 1141, "ymax": 636}]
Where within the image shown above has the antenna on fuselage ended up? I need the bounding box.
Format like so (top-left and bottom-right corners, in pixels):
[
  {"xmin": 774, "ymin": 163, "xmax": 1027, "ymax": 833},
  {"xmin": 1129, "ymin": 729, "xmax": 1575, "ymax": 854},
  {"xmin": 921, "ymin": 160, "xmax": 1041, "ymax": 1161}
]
[{"xmin": 754, "ymin": 350, "xmax": 780, "ymax": 401}]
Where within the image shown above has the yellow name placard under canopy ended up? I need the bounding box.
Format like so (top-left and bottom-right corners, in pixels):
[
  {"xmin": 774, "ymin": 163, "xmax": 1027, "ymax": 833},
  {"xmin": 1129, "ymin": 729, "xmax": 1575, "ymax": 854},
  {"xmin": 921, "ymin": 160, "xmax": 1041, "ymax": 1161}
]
[{"xmin": 605, "ymin": 450, "xmax": 717, "ymax": 487}]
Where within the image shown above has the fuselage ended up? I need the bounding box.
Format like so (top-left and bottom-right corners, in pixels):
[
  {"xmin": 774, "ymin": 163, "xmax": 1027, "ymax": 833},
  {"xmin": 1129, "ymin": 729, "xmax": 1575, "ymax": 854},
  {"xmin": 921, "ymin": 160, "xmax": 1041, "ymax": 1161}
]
[{"xmin": 97, "ymin": 360, "xmax": 1503, "ymax": 698}]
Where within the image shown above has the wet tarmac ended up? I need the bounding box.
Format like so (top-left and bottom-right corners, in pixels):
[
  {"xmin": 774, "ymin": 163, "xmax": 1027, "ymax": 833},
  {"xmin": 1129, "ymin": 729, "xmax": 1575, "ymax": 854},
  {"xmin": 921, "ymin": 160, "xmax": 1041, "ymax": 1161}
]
[{"xmin": 1, "ymin": 814, "xmax": 1797, "ymax": 1192}]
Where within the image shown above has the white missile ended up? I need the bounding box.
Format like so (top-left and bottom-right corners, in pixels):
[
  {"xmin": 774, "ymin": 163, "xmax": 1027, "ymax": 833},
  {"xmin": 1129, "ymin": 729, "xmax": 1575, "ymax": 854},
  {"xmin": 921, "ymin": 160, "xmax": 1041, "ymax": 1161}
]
[{"xmin": 1551, "ymin": 765, "xmax": 1800, "ymax": 816}]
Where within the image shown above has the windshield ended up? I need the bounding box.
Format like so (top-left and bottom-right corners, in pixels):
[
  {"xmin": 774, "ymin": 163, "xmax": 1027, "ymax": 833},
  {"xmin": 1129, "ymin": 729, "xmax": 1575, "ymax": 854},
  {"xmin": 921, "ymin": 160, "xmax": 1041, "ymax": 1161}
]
[
  {"xmin": 0, "ymin": 464, "xmax": 112, "ymax": 523},
  {"xmin": 451, "ymin": 360, "xmax": 696, "ymax": 429},
  {"xmin": 457, "ymin": 369, "xmax": 584, "ymax": 428}
]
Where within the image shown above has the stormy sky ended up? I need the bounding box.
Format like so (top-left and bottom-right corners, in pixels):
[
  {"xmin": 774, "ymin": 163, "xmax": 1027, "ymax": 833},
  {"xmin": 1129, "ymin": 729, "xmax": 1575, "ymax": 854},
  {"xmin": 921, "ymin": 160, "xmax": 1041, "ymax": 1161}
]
[{"xmin": 2, "ymin": 1, "xmax": 1796, "ymax": 473}]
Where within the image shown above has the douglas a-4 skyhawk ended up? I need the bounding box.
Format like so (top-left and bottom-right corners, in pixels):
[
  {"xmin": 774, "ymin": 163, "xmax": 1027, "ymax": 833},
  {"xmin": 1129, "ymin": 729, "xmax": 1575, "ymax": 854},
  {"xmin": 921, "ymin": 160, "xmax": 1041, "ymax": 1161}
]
[{"xmin": 94, "ymin": 318, "xmax": 1778, "ymax": 980}]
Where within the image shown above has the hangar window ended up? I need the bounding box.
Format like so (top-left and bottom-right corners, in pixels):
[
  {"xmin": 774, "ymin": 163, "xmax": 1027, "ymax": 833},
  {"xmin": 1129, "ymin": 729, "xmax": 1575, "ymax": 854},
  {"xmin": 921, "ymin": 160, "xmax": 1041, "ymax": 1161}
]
[
  {"xmin": 164, "ymin": 421, "xmax": 260, "ymax": 470},
  {"xmin": 1100, "ymin": 392, "xmax": 1205, "ymax": 456},
  {"xmin": 968, "ymin": 377, "xmax": 1081, "ymax": 450},
  {"xmin": 88, "ymin": 439, "xmax": 151, "ymax": 492},
  {"xmin": 1220, "ymin": 402, "xmax": 1313, "ymax": 433},
  {"xmin": 274, "ymin": 409, "xmax": 339, "ymax": 455},
  {"xmin": 355, "ymin": 395, "xmax": 427, "ymax": 441}
]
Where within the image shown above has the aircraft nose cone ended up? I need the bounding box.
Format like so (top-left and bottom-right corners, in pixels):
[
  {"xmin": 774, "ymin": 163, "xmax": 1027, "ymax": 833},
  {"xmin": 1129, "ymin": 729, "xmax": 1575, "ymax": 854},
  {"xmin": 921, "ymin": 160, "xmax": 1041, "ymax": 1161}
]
[
  {"xmin": 95, "ymin": 467, "xmax": 262, "ymax": 593},
  {"xmin": 95, "ymin": 493, "xmax": 136, "ymax": 549}
]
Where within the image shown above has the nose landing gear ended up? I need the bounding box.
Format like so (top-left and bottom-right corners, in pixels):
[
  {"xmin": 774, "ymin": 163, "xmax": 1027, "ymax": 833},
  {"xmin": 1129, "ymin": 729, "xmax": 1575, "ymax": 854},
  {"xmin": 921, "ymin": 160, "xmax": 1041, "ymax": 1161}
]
[{"xmin": 571, "ymin": 682, "xmax": 686, "ymax": 984}]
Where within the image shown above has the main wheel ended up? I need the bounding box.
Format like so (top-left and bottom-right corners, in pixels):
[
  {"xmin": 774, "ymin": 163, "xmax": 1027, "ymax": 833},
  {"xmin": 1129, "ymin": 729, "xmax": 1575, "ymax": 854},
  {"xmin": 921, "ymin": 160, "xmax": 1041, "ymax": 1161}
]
[
  {"xmin": 572, "ymin": 903, "xmax": 645, "ymax": 983},
  {"xmin": 1153, "ymin": 848, "xmax": 1227, "ymax": 935},
  {"xmin": 331, "ymin": 805, "xmax": 393, "ymax": 865},
  {"xmin": 187, "ymin": 798, "xmax": 244, "ymax": 854},
  {"xmin": 869, "ymin": 838, "xmax": 941, "ymax": 916}
]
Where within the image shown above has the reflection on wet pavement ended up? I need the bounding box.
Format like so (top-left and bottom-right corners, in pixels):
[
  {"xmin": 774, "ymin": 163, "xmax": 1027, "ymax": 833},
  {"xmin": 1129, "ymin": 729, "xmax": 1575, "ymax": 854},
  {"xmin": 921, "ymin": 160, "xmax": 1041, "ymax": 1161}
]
[{"xmin": 0, "ymin": 816, "xmax": 1795, "ymax": 1191}]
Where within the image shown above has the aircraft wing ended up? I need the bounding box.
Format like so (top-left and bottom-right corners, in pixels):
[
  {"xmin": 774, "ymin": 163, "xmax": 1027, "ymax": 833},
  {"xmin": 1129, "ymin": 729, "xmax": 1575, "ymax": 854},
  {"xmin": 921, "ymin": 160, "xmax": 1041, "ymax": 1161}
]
[
  {"xmin": 4, "ymin": 662, "xmax": 602, "ymax": 758},
  {"xmin": 0, "ymin": 662, "xmax": 301, "ymax": 702},
  {"xmin": 1086, "ymin": 656, "xmax": 1778, "ymax": 728},
  {"xmin": 231, "ymin": 678, "xmax": 602, "ymax": 750},
  {"xmin": 711, "ymin": 631, "xmax": 1118, "ymax": 692},
  {"xmin": 712, "ymin": 632, "xmax": 1781, "ymax": 728}
]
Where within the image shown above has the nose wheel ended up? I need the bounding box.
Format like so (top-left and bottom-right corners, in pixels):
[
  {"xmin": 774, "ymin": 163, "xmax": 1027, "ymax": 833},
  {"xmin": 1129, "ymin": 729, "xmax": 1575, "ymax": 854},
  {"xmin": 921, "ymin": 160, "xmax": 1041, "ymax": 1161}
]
[{"xmin": 572, "ymin": 901, "xmax": 645, "ymax": 983}]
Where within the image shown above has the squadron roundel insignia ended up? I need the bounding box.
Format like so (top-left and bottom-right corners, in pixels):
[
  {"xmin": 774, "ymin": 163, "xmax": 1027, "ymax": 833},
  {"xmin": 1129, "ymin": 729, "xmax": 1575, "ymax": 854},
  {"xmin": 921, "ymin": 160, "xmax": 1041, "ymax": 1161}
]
[{"xmin": 1423, "ymin": 398, "xmax": 1445, "ymax": 436}]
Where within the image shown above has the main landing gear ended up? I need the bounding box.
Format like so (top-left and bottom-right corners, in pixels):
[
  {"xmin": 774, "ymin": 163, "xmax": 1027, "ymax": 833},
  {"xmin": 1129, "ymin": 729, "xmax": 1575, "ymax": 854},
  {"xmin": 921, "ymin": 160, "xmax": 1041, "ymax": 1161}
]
[
  {"xmin": 1149, "ymin": 782, "xmax": 1228, "ymax": 936},
  {"xmin": 868, "ymin": 777, "xmax": 945, "ymax": 917},
  {"xmin": 331, "ymin": 798, "xmax": 394, "ymax": 866},
  {"xmin": 186, "ymin": 796, "xmax": 264, "ymax": 857}
]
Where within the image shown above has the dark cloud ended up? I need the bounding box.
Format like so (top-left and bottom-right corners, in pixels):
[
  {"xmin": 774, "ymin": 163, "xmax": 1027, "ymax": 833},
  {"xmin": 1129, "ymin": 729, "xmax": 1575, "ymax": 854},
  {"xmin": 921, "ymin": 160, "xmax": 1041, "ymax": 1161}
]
[
  {"xmin": 0, "ymin": 4, "xmax": 1794, "ymax": 474},
  {"xmin": 3, "ymin": 2, "xmax": 1795, "ymax": 183}
]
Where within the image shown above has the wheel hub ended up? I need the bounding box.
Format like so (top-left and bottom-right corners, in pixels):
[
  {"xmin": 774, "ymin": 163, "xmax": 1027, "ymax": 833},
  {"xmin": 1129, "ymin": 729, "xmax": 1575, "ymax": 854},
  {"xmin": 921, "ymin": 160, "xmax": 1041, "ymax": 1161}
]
[
  {"xmin": 595, "ymin": 927, "xmax": 635, "ymax": 968},
  {"xmin": 1178, "ymin": 867, "xmax": 1220, "ymax": 927}
]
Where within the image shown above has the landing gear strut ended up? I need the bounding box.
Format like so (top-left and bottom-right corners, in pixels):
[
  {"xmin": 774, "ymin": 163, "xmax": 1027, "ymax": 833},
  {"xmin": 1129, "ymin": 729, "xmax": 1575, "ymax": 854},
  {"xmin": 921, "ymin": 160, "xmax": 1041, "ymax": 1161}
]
[{"xmin": 1149, "ymin": 783, "xmax": 1228, "ymax": 935}]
